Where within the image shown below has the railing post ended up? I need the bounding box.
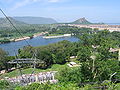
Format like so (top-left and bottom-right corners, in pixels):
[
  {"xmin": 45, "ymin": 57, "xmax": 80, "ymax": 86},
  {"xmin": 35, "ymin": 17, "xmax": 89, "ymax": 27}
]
[
  {"xmin": 35, "ymin": 74, "xmax": 38, "ymax": 82},
  {"xmin": 118, "ymin": 49, "xmax": 120, "ymax": 61}
]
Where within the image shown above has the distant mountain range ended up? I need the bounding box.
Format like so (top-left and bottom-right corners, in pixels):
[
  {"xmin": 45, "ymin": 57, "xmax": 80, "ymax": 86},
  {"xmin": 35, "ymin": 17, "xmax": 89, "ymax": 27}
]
[
  {"xmin": 0, "ymin": 17, "xmax": 104, "ymax": 27},
  {"xmin": 0, "ymin": 16, "xmax": 57, "ymax": 27},
  {"xmin": 13, "ymin": 17, "xmax": 57, "ymax": 24}
]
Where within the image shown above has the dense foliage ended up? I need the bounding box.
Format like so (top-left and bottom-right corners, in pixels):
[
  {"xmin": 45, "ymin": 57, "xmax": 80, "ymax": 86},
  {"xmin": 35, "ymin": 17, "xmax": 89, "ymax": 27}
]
[{"xmin": 0, "ymin": 48, "xmax": 9, "ymax": 71}]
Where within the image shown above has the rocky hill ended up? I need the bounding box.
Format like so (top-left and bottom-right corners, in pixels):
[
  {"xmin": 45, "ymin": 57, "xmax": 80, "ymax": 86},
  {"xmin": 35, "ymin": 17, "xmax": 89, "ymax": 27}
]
[{"xmin": 71, "ymin": 17, "xmax": 91, "ymax": 24}]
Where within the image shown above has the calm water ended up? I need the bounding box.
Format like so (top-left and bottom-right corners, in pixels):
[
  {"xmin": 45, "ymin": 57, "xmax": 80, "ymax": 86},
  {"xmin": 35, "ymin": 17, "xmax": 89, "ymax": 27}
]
[{"xmin": 0, "ymin": 36, "xmax": 79, "ymax": 56}]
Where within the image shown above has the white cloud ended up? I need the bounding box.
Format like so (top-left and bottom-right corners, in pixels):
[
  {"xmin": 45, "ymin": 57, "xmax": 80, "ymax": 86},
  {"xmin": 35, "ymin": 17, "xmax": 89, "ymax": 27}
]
[
  {"xmin": 11, "ymin": 0, "xmax": 61, "ymax": 10},
  {"xmin": 12, "ymin": 0, "xmax": 41, "ymax": 10},
  {"xmin": 12, "ymin": 0, "xmax": 30, "ymax": 10}
]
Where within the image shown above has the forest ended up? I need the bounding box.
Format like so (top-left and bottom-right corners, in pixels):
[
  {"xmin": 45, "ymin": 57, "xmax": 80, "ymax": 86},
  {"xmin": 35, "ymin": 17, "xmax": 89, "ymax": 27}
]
[{"xmin": 0, "ymin": 26, "xmax": 120, "ymax": 90}]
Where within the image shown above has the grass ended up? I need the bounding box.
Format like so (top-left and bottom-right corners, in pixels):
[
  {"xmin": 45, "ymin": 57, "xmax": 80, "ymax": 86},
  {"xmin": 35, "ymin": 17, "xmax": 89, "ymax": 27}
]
[{"xmin": 0, "ymin": 64, "xmax": 68, "ymax": 79}]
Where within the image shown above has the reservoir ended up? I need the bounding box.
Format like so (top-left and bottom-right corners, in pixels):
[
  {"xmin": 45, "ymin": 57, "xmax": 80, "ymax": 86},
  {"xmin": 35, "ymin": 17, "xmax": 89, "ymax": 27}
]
[{"xmin": 0, "ymin": 36, "xmax": 79, "ymax": 56}]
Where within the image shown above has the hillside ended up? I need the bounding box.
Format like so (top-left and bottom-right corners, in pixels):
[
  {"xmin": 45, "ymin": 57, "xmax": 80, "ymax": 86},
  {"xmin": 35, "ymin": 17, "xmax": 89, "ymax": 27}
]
[
  {"xmin": 13, "ymin": 17, "xmax": 57, "ymax": 24},
  {"xmin": 0, "ymin": 17, "xmax": 27, "ymax": 27},
  {"xmin": 71, "ymin": 17, "xmax": 91, "ymax": 24}
]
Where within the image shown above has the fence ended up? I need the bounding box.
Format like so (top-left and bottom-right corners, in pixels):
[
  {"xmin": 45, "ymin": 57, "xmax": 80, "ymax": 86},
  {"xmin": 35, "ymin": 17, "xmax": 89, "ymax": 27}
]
[{"xmin": 6, "ymin": 71, "xmax": 58, "ymax": 85}]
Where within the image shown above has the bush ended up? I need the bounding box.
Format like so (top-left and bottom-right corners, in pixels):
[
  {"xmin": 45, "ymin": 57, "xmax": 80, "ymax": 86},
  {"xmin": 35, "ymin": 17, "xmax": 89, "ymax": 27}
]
[
  {"xmin": 57, "ymin": 67, "xmax": 82, "ymax": 84},
  {"xmin": 0, "ymin": 80, "xmax": 10, "ymax": 89},
  {"xmin": 0, "ymin": 80, "xmax": 17, "ymax": 89}
]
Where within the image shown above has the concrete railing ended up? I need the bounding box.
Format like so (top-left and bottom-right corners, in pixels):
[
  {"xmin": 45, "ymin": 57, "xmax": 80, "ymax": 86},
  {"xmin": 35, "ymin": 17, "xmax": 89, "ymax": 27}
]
[{"xmin": 6, "ymin": 71, "xmax": 58, "ymax": 85}]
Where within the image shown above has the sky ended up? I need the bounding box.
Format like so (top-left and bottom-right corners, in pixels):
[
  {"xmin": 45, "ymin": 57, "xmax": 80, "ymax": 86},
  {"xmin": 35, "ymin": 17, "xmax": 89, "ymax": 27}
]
[{"xmin": 0, "ymin": 0, "xmax": 120, "ymax": 23}]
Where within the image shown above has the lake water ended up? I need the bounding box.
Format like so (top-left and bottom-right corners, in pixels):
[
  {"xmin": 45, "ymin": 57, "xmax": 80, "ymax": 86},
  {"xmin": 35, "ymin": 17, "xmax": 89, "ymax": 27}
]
[{"xmin": 0, "ymin": 36, "xmax": 79, "ymax": 56}]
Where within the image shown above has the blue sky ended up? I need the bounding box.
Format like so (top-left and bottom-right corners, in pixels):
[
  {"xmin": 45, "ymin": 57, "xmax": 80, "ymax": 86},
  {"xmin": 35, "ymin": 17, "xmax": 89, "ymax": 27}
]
[{"xmin": 0, "ymin": 0, "xmax": 120, "ymax": 23}]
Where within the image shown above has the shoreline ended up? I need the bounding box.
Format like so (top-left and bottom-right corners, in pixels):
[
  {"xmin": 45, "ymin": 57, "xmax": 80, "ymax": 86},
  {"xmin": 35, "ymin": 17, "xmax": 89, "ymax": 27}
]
[
  {"xmin": 33, "ymin": 32, "xmax": 48, "ymax": 38},
  {"xmin": 0, "ymin": 32, "xmax": 48, "ymax": 44},
  {"xmin": 12, "ymin": 32, "xmax": 48, "ymax": 42},
  {"xmin": 43, "ymin": 34, "xmax": 71, "ymax": 39}
]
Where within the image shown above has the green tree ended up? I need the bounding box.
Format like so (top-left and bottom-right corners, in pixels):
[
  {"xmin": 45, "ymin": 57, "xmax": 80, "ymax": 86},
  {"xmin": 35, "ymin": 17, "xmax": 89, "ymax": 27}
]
[
  {"xmin": 18, "ymin": 45, "xmax": 34, "ymax": 58},
  {"xmin": 80, "ymin": 60, "xmax": 120, "ymax": 82},
  {"xmin": 77, "ymin": 46, "xmax": 92, "ymax": 62},
  {"xmin": 36, "ymin": 49, "xmax": 53, "ymax": 69},
  {"xmin": 0, "ymin": 48, "xmax": 8, "ymax": 71}
]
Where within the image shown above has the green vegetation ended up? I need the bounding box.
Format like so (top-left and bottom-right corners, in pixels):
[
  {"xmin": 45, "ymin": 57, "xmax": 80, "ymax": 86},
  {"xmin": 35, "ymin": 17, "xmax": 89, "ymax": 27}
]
[
  {"xmin": 0, "ymin": 26, "xmax": 120, "ymax": 89},
  {"xmin": 0, "ymin": 48, "xmax": 9, "ymax": 71},
  {"xmin": 1, "ymin": 80, "xmax": 120, "ymax": 90},
  {"xmin": 0, "ymin": 38, "xmax": 10, "ymax": 44},
  {"xmin": 0, "ymin": 17, "xmax": 57, "ymax": 43},
  {"xmin": 49, "ymin": 25, "xmax": 92, "ymax": 35},
  {"xmin": 18, "ymin": 40, "xmax": 73, "ymax": 69},
  {"xmin": 0, "ymin": 24, "xmax": 51, "ymax": 40}
]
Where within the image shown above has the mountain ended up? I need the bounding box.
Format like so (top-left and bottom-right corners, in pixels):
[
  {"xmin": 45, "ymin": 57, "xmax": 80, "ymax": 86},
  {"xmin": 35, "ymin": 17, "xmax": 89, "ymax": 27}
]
[
  {"xmin": 0, "ymin": 17, "xmax": 27, "ymax": 27},
  {"xmin": 13, "ymin": 17, "xmax": 57, "ymax": 24},
  {"xmin": 71, "ymin": 17, "xmax": 91, "ymax": 24}
]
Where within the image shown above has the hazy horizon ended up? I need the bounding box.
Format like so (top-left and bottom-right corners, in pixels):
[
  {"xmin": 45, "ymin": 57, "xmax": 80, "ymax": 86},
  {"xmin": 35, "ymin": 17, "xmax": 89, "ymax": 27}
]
[{"xmin": 0, "ymin": 0, "xmax": 120, "ymax": 23}]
